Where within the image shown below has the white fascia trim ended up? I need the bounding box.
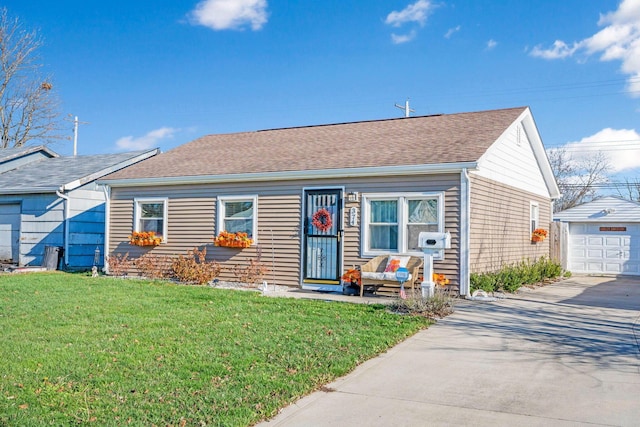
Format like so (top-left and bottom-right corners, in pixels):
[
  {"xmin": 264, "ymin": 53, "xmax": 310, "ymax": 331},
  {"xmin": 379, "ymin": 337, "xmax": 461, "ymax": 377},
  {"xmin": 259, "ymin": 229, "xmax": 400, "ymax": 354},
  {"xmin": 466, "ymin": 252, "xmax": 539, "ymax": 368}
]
[
  {"xmin": 61, "ymin": 179, "xmax": 83, "ymax": 192},
  {"xmin": 519, "ymin": 109, "xmax": 561, "ymax": 199},
  {"xmin": 63, "ymin": 149, "xmax": 160, "ymax": 192},
  {"xmin": 101, "ymin": 162, "xmax": 478, "ymax": 188}
]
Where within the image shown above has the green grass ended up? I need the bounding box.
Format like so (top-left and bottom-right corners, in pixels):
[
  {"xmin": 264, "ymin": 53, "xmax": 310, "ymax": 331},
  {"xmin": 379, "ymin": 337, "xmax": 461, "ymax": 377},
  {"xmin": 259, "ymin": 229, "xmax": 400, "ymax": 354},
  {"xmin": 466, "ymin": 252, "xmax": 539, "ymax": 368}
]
[{"xmin": 0, "ymin": 273, "xmax": 429, "ymax": 426}]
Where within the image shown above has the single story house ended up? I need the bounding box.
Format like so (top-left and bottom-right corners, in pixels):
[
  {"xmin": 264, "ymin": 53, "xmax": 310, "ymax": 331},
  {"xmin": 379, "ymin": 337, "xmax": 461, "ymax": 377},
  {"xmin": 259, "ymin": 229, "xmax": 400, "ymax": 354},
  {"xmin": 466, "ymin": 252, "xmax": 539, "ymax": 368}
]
[
  {"xmin": 554, "ymin": 196, "xmax": 640, "ymax": 276},
  {"xmin": 0, "ymin": 146, "xmax": 158, "ymax": 269},
  {"xmin": 99, "ymin": 106, "xmax": 560, "ymax": 296}
]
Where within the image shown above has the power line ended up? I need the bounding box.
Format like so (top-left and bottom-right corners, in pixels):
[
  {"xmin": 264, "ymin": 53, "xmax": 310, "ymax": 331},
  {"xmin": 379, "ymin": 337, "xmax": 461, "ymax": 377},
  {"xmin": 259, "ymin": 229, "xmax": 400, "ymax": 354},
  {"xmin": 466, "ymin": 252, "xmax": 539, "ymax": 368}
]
[
  {"xmin": 424, "ymin": 76, "xmax": 640, "ymax": 104},
  {"xmin": 560, "ymin": 183, "xmax": 640, "ymax": 189},
  {"xmin": 552, "ymin": 145, "xmax": 640, "ymax": 152},
  {"xmin": 560, "ymin": 139, "xmax": 640, "ymax": 145}
]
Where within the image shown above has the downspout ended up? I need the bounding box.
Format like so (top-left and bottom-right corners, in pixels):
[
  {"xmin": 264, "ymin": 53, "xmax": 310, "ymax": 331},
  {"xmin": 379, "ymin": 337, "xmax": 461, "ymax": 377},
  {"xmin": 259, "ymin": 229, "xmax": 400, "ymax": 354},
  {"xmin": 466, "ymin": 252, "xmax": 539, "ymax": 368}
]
[
  {"xmin": 460, "ymin": 169, "xmax": 471, "ymax": 297},
  {"xmin": 102, "ymin": 184, "xmax": 111, "ymax": 274},
  {"xmin": 55, "ymin": 187, "xmax": 70, "ymax": 267}
]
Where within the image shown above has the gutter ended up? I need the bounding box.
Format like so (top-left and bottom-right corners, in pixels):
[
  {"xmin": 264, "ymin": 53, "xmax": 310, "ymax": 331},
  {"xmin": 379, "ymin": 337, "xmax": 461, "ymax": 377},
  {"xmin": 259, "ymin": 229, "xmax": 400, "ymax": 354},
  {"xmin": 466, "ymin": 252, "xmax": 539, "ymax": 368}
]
[
  {"xmin": 102, "ymin": 185, "xmax": 111, "ymax": 274},
  {"xmin": 0, "ymin": 187, "xmax": 60, "ymax": 195},
  {"xmin": 99, "ymin": 162, "xmax": 479, "ymax": 188},
  {"xmin": 55, "ymin": 187, "xmax": 70, "ymax": 267},
  {"xmin": 460, "ymin": 168, "xmax": 471, "ymax": 297}
]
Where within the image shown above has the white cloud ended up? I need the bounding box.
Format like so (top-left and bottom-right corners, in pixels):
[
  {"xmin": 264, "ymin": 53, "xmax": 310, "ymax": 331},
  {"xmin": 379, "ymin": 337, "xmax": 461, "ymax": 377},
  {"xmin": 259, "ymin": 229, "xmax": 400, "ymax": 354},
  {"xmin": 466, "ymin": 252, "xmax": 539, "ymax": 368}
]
[
  {"xmin": 530, "ymin": 0, "xmax": 640, "ymax": 96},
  {"xmin": 116, "ymin": 127, "xmax": 179, "ymax": 151},
  {"xmin": 385, "ymin": 0, "xmax": 436, "ymax": 43},
  {"xmin": 391, "ymin": 31, "xmax": 417, "ymax": 44},
  {"xmin": 444, "ymin": 25, "xmax": 461, "ymax": 39},
  {"xmin": 385, "ymin": 0, "xmax": 435, "ymax": 27},
  {"xmin": 563, "ymin": 128, "xmax": 640, "ymax": 172},
  {"xmin": 530, "ymin": 40, "xmax": 579, "ymax": 59},
  {"xmin": 188, "ymin": 0, "xmax": 268, "ymax": 31},
  {"xmin": 486, "ymin": 39, "xmax": 497, "ymax": 50}
]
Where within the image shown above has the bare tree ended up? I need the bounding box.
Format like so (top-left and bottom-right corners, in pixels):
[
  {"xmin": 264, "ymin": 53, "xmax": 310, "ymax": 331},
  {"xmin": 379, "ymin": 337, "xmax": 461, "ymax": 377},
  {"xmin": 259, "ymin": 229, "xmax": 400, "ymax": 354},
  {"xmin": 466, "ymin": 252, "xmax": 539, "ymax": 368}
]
[
  {"xmin": 0, "ymin": 8, "xmax": 62, "ymax": 149},
  {"xmin": 615, "ymin": 178, "xmax": 640, "ymax": 202},
  {"xmin": 549, "ymin": 148, "xmax": 611, "ymax": 212}
]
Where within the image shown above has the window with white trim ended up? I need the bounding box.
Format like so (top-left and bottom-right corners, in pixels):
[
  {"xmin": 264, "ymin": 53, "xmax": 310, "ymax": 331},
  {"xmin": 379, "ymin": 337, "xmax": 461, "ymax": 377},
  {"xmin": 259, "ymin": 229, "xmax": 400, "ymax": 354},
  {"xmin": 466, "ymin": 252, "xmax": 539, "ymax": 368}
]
[
  {"xmin": 530, "ymin": 202, "xmax": 539, "ymax": 234},
  {"xmin": 217, "ymin": 195, "xmax": 258, "ymax": 241},
  {"xmin": 134, "ymin": 198, "xmax": 168, "ymax": 240},
  {"xmin": 363, "ymin": 193, "xmax": 443, "ymax": 256}
]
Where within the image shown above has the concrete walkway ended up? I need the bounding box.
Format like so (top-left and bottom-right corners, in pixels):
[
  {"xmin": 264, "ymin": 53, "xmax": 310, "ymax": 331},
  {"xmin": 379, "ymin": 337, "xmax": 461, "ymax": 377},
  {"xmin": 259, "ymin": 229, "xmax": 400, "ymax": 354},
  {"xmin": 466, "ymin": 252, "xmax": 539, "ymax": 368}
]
[{"xmin": 258, "ymin": 276, "xmax": 640, "ymax": 427}]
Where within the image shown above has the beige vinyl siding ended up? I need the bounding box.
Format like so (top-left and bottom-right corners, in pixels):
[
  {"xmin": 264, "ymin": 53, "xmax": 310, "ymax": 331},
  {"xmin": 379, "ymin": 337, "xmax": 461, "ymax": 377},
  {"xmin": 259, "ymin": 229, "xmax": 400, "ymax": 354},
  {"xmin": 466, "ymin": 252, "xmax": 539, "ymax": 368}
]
[
  {"xmin": 108, "ymin": 174, "xmax": 461, "ymax": 289},
  {"xmin": 110, "ymin": 183, "xmax": 302, "ymax": 287},
  {"xmin": 341, "ymin": 174, "xmax": 461, "ymax": 290},
  {"xmin": 469, "ymin": 174, "xmax": 552, "ymax": 273}
]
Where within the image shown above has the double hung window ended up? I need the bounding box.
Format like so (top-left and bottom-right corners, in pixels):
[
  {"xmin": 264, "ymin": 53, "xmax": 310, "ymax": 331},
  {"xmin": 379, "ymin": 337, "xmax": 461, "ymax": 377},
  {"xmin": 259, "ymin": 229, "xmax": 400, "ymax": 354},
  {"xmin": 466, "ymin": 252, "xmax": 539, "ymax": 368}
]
[
  {"xmin": 363, "ymin": 193, "xmax": 443, "ymax": 257},
  {"xmin": 134, "ymin": 198, "xmax": 168, "ymax": 240},
  {"xmin": 530, "ymin": 202, "xmax": 539, "ymax": 234},
  {"xmin": 217, "ymin": 195, "xmax": 258, "ymax": 241}
]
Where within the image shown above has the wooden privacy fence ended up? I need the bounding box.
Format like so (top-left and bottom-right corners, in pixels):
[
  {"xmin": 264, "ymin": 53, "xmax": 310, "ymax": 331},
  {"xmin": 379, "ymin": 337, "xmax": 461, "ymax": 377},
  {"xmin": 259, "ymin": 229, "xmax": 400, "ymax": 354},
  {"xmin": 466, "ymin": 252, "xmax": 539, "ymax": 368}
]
[{"xmin": 549, "ymin": 221, "xmax": 568, "ymax": 271}]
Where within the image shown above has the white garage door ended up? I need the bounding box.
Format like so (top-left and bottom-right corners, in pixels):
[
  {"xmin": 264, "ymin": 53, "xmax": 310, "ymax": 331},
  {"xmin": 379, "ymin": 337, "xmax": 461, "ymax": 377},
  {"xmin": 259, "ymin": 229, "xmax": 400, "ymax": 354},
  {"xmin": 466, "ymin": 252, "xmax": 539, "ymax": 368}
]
[
  {"xmin": 569, "ymin": 223, "xmax": 640, "ymax": 275},
  {"xmin": 0, "ymin": 203, "xmax": 21, "ymax": 262}
]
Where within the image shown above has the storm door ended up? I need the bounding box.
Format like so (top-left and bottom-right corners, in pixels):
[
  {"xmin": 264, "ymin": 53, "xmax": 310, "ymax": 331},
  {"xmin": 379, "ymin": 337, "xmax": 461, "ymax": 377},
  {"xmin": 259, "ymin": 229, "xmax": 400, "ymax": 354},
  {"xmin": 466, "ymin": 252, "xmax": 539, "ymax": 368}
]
[{"xmin": 303, "ymin": 189, "xmax": 342, "ymax": 284}]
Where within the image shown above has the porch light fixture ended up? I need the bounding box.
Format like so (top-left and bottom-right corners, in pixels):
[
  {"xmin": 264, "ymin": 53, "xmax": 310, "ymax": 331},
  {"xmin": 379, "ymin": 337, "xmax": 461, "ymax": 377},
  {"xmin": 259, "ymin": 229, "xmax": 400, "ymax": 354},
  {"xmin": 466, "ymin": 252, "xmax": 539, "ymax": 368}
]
[{"xmin": 347, "ymin": 192, "xmax": 359, "ymax": 202}]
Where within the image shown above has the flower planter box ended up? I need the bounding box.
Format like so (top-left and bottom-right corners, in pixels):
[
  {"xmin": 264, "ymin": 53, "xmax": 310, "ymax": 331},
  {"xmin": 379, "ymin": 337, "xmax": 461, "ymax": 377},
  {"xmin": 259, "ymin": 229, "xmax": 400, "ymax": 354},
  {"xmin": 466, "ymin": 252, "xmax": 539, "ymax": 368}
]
[
  {"xmin": 531, "ymin": 228, "xmax": 548, "ymax": 243},
  {"xmin": 129, "ymin": 231, "xmax": 162, "ymax": 246},
  {"xmin": 214, "ymin": 231, "xmax": 253, "ymax": 248}
]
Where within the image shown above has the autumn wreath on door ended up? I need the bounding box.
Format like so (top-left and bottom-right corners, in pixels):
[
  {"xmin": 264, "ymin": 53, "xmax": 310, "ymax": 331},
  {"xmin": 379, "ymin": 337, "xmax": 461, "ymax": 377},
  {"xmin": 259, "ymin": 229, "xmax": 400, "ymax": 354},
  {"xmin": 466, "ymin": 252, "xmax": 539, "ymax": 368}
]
[{"xmin": 311, "ymin": 208, "xmax": 333, "ymax": 232}]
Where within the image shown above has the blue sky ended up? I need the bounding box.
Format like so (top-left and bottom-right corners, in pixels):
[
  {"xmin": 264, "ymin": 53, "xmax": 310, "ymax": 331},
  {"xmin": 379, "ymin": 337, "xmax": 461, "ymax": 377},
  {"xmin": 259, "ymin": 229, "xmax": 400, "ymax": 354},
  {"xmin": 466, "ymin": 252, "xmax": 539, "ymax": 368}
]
[{"xmin": 6, "ymin": 0, "xmax": 640, "ymax": 186}]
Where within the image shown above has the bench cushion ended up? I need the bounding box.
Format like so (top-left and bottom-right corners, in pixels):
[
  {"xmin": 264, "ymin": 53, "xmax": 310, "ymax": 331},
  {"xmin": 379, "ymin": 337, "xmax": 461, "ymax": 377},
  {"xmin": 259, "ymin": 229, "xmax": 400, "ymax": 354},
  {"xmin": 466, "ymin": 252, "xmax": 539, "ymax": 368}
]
[{"xmin": 361, "ymin": 271, "xmax": 413, "ymax": 282}]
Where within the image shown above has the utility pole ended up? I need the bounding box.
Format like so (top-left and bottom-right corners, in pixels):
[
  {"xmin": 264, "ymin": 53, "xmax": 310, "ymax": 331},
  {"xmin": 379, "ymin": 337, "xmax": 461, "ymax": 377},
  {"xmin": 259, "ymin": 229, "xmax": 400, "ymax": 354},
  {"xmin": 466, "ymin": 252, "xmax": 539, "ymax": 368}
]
[
  {"xmin": 66, "ymin": 115, "xmax": 89, "ymax": 156},
  {"xmin": 395, "ymin": 98, "xmax": 415, "ymax": 118}
]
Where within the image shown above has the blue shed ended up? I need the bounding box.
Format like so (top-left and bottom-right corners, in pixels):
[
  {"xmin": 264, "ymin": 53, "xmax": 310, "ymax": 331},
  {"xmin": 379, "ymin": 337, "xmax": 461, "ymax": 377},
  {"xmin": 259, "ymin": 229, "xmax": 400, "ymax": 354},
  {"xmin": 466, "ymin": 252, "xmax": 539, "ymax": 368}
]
[{"xmin": 0, "ymin": 146, "xmax": 158, "ymax": 270}]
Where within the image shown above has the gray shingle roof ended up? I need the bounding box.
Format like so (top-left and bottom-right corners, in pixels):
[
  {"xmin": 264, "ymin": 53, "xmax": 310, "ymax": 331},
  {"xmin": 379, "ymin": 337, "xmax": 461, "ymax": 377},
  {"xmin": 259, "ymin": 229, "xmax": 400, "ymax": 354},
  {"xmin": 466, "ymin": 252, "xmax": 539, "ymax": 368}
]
[
  {"xmin": 0, "ymin": 150, "xmax": 158, "ymax": 193},
  {"xmin": 0, "ymin": 145, "xmax": 58, "ymax": 164},
  {"xmin": 103, "ymin": 107, "xmax": 527, "ymax": 181}
]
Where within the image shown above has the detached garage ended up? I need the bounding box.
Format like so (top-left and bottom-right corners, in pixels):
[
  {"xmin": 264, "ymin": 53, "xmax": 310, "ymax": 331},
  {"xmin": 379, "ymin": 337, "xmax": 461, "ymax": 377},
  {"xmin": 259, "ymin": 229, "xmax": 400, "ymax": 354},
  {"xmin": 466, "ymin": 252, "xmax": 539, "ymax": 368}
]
[{"xmin": 554, "ymin": 196, "xmax": 640, "ymax": 276}]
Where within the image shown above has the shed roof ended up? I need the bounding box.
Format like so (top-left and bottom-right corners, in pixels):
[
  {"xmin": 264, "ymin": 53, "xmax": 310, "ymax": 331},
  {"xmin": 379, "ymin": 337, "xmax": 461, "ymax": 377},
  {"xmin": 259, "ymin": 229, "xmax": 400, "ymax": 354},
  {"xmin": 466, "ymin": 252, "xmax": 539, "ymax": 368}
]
[
  {"xmin": 102, "ymin": 107, "xmax": 528, "ymax": 182},
  {"xmin": 554, "ymin": 196, "xmax": 640, "ymax": 223},
  {"xmin": 0, "ymin": 149, "xmax": 159, "ymax": 194}
]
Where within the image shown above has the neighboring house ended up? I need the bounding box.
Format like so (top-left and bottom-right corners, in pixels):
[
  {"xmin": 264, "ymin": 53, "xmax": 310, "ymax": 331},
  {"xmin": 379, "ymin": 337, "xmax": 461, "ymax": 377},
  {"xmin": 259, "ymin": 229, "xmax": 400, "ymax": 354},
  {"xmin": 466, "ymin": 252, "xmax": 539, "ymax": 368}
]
[
  {"xmin": 0, "ymin": 145, "xmax": 58, "ymax": 173},
  {"xmin": 99, "ymin": 107, "xmax": 560, "ymax": 296},
  {"xmin": 0, "ymin": 146, "xmax": 159, "ymax": 269},
  {"xmin": 554, "ymin": 196, "xmax": 640, "ymax": 276}
]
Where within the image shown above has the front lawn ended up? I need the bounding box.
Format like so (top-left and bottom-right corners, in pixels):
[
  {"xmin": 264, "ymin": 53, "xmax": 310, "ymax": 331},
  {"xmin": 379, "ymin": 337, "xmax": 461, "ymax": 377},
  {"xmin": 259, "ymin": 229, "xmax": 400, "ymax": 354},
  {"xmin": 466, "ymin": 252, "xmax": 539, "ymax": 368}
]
[{"xmin": 0, "ymin": 273, "xmax": 429, "ymax": 426}]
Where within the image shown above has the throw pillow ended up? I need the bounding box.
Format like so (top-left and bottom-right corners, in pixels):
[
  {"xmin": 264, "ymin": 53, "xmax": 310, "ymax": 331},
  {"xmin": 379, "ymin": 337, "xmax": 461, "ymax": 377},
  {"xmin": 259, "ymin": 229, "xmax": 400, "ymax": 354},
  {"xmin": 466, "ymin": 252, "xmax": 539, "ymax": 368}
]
[
  {"xmin": 384, "ymin": 259, "xmax": 401, "ymax": 273},
  {"xmin": 383, "ymin": 256, "xmax": 411, "ymax": 273}
]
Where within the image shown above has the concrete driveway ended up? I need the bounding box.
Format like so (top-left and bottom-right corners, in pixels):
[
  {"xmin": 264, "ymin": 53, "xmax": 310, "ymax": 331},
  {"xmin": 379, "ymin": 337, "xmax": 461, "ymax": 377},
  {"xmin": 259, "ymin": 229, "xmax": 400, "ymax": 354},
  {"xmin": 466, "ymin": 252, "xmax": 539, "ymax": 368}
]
[{"xmin": 258, "ymin": 276, "xmax": 640, "ymax": 426}]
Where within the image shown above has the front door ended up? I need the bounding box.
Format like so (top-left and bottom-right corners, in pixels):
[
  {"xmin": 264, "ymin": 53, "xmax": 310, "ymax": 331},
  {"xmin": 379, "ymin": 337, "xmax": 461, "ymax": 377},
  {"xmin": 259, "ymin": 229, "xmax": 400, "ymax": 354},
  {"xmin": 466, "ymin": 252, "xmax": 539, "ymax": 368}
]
[{"xmin": 303, "ymin": 189, "xmax": 342, "ymax": 289}]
